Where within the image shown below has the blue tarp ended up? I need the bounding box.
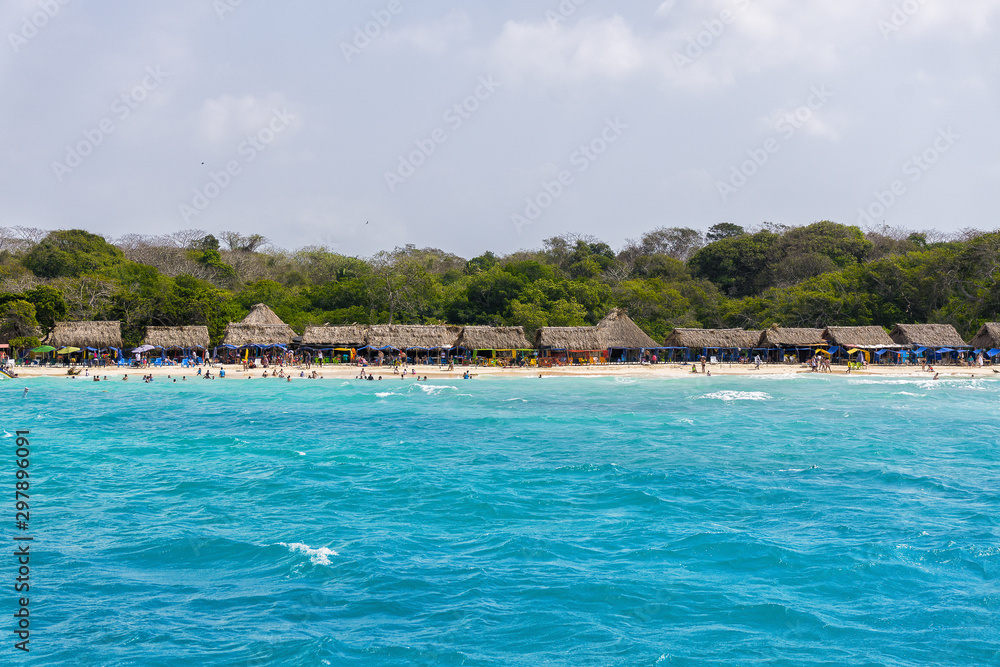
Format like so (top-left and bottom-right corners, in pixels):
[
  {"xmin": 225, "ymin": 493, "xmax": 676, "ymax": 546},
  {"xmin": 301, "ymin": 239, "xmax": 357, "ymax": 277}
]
[
  {"xmin": 914, "ymin": 347, "xmax": 928, "ymax": 354},
  {"xmin": 938, "ymin": 348, "xmax": 955, "ymax": 353},
  {"xmin": 989, "ymin": 349, "xmax": 1000, "ymax": 357},
  {"xmin": 827, "ymin": 346, "xmax": 839, "ymax": 354},
  {"xmin": 875, "ymin": 349, "xmax": 889, "ymax": 356}
]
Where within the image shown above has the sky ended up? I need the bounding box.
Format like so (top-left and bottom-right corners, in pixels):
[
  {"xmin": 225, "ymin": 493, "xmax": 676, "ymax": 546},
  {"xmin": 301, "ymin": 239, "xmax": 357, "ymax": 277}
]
[{"xmin": 1, "ymin": 0, "xmax": 998, "ymax": 258}]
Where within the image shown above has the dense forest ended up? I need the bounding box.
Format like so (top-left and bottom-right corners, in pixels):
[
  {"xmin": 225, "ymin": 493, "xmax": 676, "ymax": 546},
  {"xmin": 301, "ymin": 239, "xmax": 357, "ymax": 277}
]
[{"xmin": 0, "ymin": 221, "xmax": 998, "ymax": 349}]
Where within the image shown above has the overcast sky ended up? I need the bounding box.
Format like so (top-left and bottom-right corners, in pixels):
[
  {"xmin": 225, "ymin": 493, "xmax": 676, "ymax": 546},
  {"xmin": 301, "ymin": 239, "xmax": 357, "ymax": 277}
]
[{"xmin": 1, "ymin": 1, "xmax": 997, "ymax": 257}]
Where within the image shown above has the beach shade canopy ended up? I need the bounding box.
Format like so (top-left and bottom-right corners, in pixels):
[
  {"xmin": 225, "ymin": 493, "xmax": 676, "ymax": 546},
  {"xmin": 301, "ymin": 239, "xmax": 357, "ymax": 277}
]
[
  {"xmin": 31, "ymin": 345, "xmax": 56, "ymax": 353},
  {"xmin": 55, "ymin": 347, "xmax": 81, "ymax": 354},
  {"xmin": 132, "ymin": 344, "xmax": 157, "ymax": 354}
]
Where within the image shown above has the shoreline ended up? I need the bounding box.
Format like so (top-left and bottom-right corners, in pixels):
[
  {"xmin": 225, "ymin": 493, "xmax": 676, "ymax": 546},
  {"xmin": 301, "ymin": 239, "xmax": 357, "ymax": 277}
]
[{"xmin": 5, "ymin": 363, "xmax": 990, "ymax": 382}]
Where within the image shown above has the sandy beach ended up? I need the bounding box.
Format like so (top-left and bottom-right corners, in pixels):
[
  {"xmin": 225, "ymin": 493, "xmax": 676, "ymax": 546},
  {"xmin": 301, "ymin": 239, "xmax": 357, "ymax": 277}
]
[{"xmin": 8, "ymin": 362, "xmax": 989, "ymax": 382}]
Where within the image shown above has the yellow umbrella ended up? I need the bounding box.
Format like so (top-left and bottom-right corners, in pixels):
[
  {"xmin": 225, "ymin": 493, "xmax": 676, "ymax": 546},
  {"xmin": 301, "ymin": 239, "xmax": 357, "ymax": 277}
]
[{"xmin": 56, "ymin": 347, "xmax": 81, "ymax": 354}]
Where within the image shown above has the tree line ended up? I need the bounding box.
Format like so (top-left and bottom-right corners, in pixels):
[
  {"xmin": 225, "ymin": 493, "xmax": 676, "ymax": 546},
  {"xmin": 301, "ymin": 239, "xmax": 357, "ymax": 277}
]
[{"xmin": 0, "ymin": 221, "xmax": 997, "ymax": 349}]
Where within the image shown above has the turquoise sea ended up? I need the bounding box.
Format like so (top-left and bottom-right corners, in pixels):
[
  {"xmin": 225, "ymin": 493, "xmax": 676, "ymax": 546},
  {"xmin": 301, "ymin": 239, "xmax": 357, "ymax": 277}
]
[{"xmin": 5, "ymin": 374, "xmax": 999, "ymax": 665}]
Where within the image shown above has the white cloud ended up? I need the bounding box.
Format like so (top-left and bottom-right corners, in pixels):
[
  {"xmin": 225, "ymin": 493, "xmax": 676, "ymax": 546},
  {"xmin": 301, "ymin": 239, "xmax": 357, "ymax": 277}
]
[
  {"xmin": 195, "ymin": 93, "xmax": 294, "ymax": 147},
  {"xmin": 382, "ymin": 12, "xmax": 473, "ymax": 55},
  {"xmin": 491, "ymin": 15, "xmax": 645, "ymax": 84}
]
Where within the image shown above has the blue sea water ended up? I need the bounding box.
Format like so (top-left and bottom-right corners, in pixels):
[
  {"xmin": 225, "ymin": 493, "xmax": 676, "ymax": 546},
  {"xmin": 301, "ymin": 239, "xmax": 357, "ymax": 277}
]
[{"xmin": 4, "ymin": 374, "xmax": 999, "ymax": 665}]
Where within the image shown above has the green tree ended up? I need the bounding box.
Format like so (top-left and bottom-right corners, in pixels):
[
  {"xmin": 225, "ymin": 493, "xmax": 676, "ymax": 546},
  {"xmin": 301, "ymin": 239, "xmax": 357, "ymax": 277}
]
[
  {"xmin": 23, "ymin": 230, "xmax": 125, "ymax": 278},
  {"xmin": 0, "ymin": 300, "xmax": 39, "ymax": 342},
  {"xmin": 706, "ymin": 223, "xmax": 745, "ymax": 242}
]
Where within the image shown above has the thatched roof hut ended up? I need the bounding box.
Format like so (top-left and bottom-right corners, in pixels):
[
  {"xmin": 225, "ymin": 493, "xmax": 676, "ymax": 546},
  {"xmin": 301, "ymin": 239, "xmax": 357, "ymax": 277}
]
[
  {"xmin": 822, "ymin": 326, "xmax": 896, "ymax": 349},
  {"xmin": 535, "ymin": 310, "xmax": 659, "ymax": 351},
  {"xmin": 534, "ymin": 326, "xmax": 605, "ymax": 351},
  {"xmin": 365, "ymin": 325, "xmax": 459, "ymax": 350},
  {"xmin": 144, "ymin": 326, "xmax": 210, "ymax": 349},
  {"xmin": 664, "ymin": 328, "xmax": 762, "ymax": 350},
  {"xmin": 301, "ymin": 325, "xmax": 368, "ymax": 348},
  {"xmin": 757, "ymin": 325, "xmax": 827, "ymax": 348},
  {"xmin": 454, "ymin": 326, "xmax": 531, "ymax": 351},
  {"xmin": 889, "ymin": 323, "xmax": 969, "ymax": 348},
  {"xmin": 597, "ymin": 309, "xmax": 659, "ymax": 349},
  {"xmin": 222, "ymin": 304, "xmax": 295, "ymax": 347},
  {"xmin": 45, "ymin": 321, "xmax": 123, "ymax": 349},
  {"xmin": 968, "ymin": 323, "xmax": 1000, "ymax": 350}
]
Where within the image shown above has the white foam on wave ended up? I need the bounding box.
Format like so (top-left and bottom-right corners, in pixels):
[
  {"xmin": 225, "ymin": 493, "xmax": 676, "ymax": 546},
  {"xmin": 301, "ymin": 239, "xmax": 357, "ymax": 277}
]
[
  {"xmin": 375, "ymin": 392, "xmax": 400, "ymax": 398},
  {"xmin": 894, "ymin": 391, "xmax": 925, "ymax": 397},
  {"xmin": 418, "ymin": 384, "xmax": 457, "ymax": 395},
  {"xmin": 699, "ymin": 390, "xmax": 771, "ymax": 402},
  {"xmin": 280, "ymin": 542, "xmax": 338, "ymax": 566}
]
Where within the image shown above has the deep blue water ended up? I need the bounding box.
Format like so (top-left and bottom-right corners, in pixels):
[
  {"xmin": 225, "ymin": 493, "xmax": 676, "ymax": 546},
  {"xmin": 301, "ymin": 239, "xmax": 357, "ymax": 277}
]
[{"xmin": 4, "ymin": 374, "xmax": 999, "ymax": 665}]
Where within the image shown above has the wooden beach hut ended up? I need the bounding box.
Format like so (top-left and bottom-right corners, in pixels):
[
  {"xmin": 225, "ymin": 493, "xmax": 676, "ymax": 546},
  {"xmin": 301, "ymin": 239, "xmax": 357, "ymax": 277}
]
[
  {"xmin": 364, "ymin": 325, "xmax": 460, "ymax": 364},
  {"xmin": 144, "ymin": 326, "xmax": 210, "ymax": 350},
  {"xmin": 454, "ymin": 326, "xmax": 532, "ymax": 364},
  {"xmin": 889, "ymin": 323, "xmax": 970, "ymax": 364},
  {"xmin": 822, "ymin": 326, "xmax": 898, "ymax": 364},
  {"xmin": 968, "ymin": 323, "xmax": 1000, "ymax": 351},
  {"xmin": 144, "ymin": 326, "xmax": 210, "ymax": 363},
  {"xmin": 534, "ymin": 325, "xmax": 606, "ymax": 366},
  {"xmin": 301, "ymin": 325, "xmax": 367, "ymax": 363},
  {"xmin": 663, "ymin": 328, "xmax": 762, "ymax": 362},
  {"xmin": 596, "ymin": 309, "xmax": 660, "ymax": 362},
  {"xmin": 756, "ymin": 325, "xmax": 827, "ymax": 363},
  {"xmin": 45, "ymin": 320, "xmax": 122, "ymax": 350},
  {"xmin": 44, "ymin": 320, "xmax": 123, "ymax": 364},
  {"xmin": 222, "ymin": 303, "xmax": 295, "ymax": 351}
]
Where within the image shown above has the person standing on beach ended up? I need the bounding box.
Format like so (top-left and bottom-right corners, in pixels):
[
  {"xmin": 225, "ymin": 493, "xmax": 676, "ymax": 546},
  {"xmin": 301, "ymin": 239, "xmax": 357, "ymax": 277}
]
[{"xmin": 754, "ymin": 354, "xmax": 761, "ymax": 370}]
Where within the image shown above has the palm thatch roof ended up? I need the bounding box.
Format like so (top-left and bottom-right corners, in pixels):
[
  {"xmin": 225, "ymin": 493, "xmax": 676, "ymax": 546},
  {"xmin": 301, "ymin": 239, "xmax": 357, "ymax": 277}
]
[
  {"xmin": 222, "ymin": 303, "xmax": 295, "ymax": 346},
  {"xmin": 757, "ymin": 325, "xmax": 827, "ymax": 347},
  {"xmin": 534, "ymin": 326, "xmax": 605, "ymax": 350},
  {"xmin": 889, "ymin": 323, "xmax": 970, "ymax": 348},
  {"xmin": 301, "ymin": 325, "xmax": 368, "ymax": 348},
  {"xmin": 596, "ymin": 309, "xmax": 659, "ymax": 349},
  {"xmin": 822, "ymin": 326, "xmax": 896, "ymax": 349},
  {"xmin": 144, "ymin": 326, "xmax": 210, "ymax": 349},
  {"xmin": 664, "ymin": 328, "xmax": 762, "ymax": 349},
  {"xmin": 454, "ymin": 326, "xmax": 531, "ymax": 351},
  {"xmin": 45, "ymin": 321, "xmax": 122, "ymax": 349},
  {"xmin": 535, "ymin": 310, "xmax": 659, "ymax": 350},
  {"xmin": 365, "ymin": 324, "xmax": 460, "ymax": 349},
  {"xmin": 968, "ymin": 323, "xmax": 1000, "ymax": 349}
]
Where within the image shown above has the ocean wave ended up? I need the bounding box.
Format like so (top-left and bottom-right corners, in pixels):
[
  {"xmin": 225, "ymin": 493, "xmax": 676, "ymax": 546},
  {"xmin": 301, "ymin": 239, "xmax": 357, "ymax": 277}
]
[
  {"xmin": 375, "ymin": 392, "xmax": 401, "ymax": 398},
  {"xmin": 699, "ymin": 391, "xmax": 771, "ymax": 401},
  {"xmin": 280, "ymin": 542, "xmax": 338, "ymax": 566},
  {"xmin": 418, "ymin": 384, "xmax": 457, "ymax": 395}
]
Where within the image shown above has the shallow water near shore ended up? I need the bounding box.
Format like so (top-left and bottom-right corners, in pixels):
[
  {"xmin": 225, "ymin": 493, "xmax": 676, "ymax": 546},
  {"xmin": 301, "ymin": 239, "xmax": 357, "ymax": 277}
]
[{"xmin": 6, "ymin": 375, "xmax": 1000, "ymax": 665}]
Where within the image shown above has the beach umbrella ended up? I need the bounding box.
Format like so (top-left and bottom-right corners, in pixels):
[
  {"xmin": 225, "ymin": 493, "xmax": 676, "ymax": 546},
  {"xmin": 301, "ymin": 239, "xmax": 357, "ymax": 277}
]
[
  {"xmin": 30, "ymin": 346, "xmax": 56, "ymax": 353},
  {"xmin": 56, "ymin": 347, "xmax": 81, "ymax": 354},
  {"xmin": 132, "ymin": 344, "xmax": 156, "ymax": 354}
]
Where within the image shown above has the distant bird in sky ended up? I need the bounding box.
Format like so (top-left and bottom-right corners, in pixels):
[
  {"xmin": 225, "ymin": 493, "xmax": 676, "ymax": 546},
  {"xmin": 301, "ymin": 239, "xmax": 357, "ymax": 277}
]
[{"xmin": 366, "ymin": 220, "xmax": 369, "ymax": 225}]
